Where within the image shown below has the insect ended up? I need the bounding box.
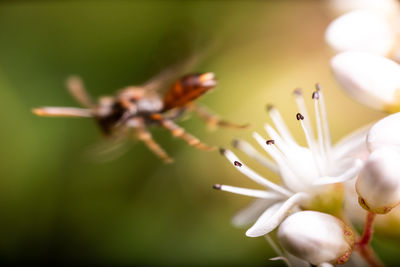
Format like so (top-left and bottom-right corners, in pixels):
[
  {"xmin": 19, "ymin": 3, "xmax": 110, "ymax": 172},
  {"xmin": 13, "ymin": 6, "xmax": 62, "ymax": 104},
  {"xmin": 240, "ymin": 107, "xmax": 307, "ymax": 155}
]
[{"xmin": 32, "ymin": 70, "xmax": 248, "ymax": 163}]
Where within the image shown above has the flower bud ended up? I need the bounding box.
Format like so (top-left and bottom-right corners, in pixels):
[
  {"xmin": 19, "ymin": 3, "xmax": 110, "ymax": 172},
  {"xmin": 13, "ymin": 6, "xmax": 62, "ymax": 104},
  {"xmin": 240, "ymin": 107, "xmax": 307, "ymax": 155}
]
[
  {"xmin": 277, "ymin": 211, "xmax": 354, "ymax": 266},
  {"xmin": 367, "ymin": 112, "xmax": 400, "ymax": 153},
  {"xmin": 325, "ymin": 10, "xmax": 395, "ymax": 56},
  {"xmin": 331, "ymin": 52, "xmax": 400, "ymax": 112},
  {"xmin": 356, "ymin": 148, "xmax": 400, "ymax": 214}
]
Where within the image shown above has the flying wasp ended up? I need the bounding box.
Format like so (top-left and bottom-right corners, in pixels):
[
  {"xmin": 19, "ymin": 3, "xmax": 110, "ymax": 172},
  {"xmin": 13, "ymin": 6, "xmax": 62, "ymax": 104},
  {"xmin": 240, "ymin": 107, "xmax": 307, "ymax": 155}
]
[{"xmin": 32, "ymin": 69, "xmax": 248, "ymax": 163}]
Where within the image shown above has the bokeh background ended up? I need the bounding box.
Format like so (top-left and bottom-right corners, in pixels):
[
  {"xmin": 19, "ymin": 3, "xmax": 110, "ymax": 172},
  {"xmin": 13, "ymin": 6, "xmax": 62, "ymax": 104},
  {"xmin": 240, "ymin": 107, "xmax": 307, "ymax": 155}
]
[{"xmin": 0, "ymin": 1, "xmax": 398, "ymax": 266}]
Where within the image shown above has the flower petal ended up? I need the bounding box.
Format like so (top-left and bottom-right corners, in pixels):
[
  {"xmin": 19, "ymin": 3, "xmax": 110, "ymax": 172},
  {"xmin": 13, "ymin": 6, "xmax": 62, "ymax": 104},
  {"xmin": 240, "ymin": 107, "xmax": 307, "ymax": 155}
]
[
  {"xmin": 327, "ymin": 0, "xmax": 400, "ymax": 19},
  {"xmin": 313, "ymin": 159, "xmax": 363, "ymax": 185},
  {"xmin": 367, "ymin": 112, "xmax": 400, "ymax": 152},
  {"xmin": 232, "ymin": 199, "xmax": 277, "ymax": 227},
  {"xmin": 326, "ymin": 10, "xmax": 395, "ymax": 56},
  {"xmin": 331, "ymin": 51, "xmax": 400, "ymax": 111},
  {"xmin": 267, "ymin": 234, "xmax": 311, "ymax": 267},
  {"xmin": 269, "ymin": 256, "xmax": 292, "ymax": 267},
  {"xmin": 219, "ymin": 185, "xmax": 284, "ymax": 200},
  {"xmin": 246, "ymin": 192, "xmax": 310, "ymax": 237},
  {"xmin": 333, "ymin": 123, "xmax": 371, "ymax": 160},
  {"xmin": 270, "ymin": 256, "xmax": 311, "ymax": 267}
]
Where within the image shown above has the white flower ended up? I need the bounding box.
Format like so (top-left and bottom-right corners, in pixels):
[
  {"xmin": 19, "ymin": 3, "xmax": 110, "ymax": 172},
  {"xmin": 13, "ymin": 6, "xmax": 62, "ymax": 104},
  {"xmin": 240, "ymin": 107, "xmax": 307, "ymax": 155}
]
[
  {"xmin": 214, "ymin": 86, "xmax": 365, "ymax": 237},
  {"xmin": 331, "ymin": 51, "xmax": 400, "ymax": 112},
  {"xmin": 277, "ymin": 211, "xmax": 354, "ymax": 266},
  {"xmin": 325, "ymin": 10, "xmax": 396, "ymax": 56},
  {"xmin": 327, "ymin": 0, "xmax": 400, "ymax": 19}
]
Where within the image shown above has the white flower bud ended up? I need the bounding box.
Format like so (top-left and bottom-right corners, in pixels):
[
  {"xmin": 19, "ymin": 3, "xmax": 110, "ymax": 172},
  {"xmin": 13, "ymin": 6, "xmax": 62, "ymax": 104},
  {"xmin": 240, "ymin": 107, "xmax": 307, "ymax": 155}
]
[
  {"xmin": 325, "ymin": 10, "xmax": 395, "ymax": 56},
  {"xmin": 367, "ymin": 112, "xmax": 400, "ymax": 153},
  {"xmin": 331, "ymin": 51, "xmax": 400, "ymax": 111},
  {"xmin": 277, "ymin": 211, "xmax": 354, "ymax": 266},
  {"xmin": 356, "ymin": 148, "xmax": 400, "ymax": 214}
]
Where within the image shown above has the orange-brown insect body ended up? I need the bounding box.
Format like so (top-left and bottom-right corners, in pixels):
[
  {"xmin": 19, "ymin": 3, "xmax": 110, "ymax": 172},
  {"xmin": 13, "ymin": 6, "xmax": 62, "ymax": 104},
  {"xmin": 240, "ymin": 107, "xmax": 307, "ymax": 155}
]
[
  {"xmin": 33, "ymin": 72, "xmax": 247, "ymax": 163},
  {"xmin": 163, "ymin": 73, "xmax": 216, "ymax": 111},
  {"xmin": 95, "ymin": 73, "xmax": 216, "ymax": 136}
]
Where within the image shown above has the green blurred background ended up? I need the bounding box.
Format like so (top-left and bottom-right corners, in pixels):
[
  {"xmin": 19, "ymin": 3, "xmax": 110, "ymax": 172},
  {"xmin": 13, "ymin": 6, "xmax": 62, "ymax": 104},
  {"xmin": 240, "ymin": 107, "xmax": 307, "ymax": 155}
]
[{"xmin": 0, "ymin": 1, "xmax": 397, "ymax": 266}]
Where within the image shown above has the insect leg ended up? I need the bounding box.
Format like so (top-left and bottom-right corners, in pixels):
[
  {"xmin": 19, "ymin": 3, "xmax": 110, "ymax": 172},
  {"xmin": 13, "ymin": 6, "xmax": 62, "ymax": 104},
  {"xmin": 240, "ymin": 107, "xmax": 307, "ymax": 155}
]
[
  {"xmin": 66, "ymin": 76, "xmax": 95, "ymax": 108},
  {"xmin": 159, "ymin": 118, "xmax": 216, "ymax": 151},
  {"xmin": 32, "ymin": 107, "xmax": 92, "ymax": 118},
  {"xmin": 189, "ymin": 103, "xmax": 249, "ymax": 129},
  {"xmin": 134, "ymin": 125, "xmax": 173, "ymax": 163}
]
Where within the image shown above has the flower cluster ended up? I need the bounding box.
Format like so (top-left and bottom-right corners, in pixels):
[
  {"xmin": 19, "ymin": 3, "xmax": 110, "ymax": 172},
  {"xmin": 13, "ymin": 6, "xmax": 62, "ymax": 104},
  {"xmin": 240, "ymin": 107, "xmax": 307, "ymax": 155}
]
[
  {"xmin": 213, "ymin": 1, "xmax": 400, "ymax": 266},
  {"xmin": 214, "ymin": 85, "xmax": 369, "ymax": 267}
]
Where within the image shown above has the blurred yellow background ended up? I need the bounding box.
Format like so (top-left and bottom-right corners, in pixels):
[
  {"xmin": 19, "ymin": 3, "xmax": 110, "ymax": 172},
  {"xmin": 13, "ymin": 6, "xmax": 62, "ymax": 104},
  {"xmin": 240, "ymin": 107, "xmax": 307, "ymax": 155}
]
[{"xmin": 0, "ymin": 1, "xmax": 396, "ymax": 266}]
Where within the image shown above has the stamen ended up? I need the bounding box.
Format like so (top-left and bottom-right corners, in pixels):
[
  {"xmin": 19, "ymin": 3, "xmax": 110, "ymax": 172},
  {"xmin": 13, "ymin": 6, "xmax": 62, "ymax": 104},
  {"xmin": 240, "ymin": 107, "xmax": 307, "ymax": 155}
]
[
  {"xmin": 293, "ymin": 89, "xmax": 315, "ymax": 142},
  {"xmin": 313, "ymin": 91, "xmax": 326, "ymax": 160},
  {"xmin": 297, "ymin": 113, "xmax": 323, "ymax": 175},
  {"xmin": 254, "ymin": 133, "xmax": 286, "ymax": 166},
  {"xmin": 232, "ymin": 139, "xmax": 279, "ymax": 173},
  {"xmin": 265, "ymin": 235, "xmax": 285, "ymax": 258},
  {"xmin": 254, "ymin": 133, "xmax": 290, "ymax": 170},
  {"xmin": 315, "ymin": 82, "xmax": 321, "ymax": 91},
  {"xmin": 264, "ymin": 124, "xmax": 296, "ymax": 160},
  {"xmin": 267, "ymin": 105, "xmax": 295, "ymax": 144},
  {"xmin": 315, "ymin": 84, "xmax": 332, "ymax": 157},
  {"xmin": 253, "ymin": 132, "xmax": 305, "ymax": 191},
  {"xmin": 216, "ymin": 184, "xmax": 284, "ymax": 199},
  {"xmin": 221, "ymin": 149, "xmax": 292, "ymax": 196},
  {"xmin": 266, "ymin": 139, "xmax": 275, "ymax": 145}
]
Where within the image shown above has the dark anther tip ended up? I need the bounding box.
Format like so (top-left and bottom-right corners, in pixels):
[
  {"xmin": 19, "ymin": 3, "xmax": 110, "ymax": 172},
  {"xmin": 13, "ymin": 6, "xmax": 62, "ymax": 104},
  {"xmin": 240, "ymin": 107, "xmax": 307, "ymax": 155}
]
[
  {"xmin": 213, "ymin": 184, "xmax": 222, "ymax": 190},
  {"xmin": 315, "ymin": 83, "xmax": 321, "ymax": 91},
  {"xmin": 312, "ymin": 91, "xmax": 320, "ymax": 100},
  {"xmin": 219, "ymin": 148, "xmax": 226, "ymax": 155},
  {"xmin": 232, "ymin": 139, "xmax": 240, "ymax": 148},
  {"xmin": 293, "ymin": 88, "xmax": 303, "ymax": 95},
  {"xmin": 296, "ymin": 113, "xmax": 304, "ymax": 120},
  {"xmin": 234, "ymin": 161, "xmax": 243, "ymax": 167},
  {"xmin": 266, "ymin": 139, "xmax": 275, "ymax": 145},
  {"xmin": 266, "ymin": 104, "xmax": 274, "ymax": 111}
]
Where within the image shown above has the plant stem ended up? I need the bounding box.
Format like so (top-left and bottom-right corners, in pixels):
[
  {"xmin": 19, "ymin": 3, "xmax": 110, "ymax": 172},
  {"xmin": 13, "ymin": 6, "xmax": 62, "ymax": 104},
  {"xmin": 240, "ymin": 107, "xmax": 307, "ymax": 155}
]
[
  {"xmin": 359, "ymin": 212, "xmax": 376, "ymax": 246},
  {"xmin": 355, "ymin": 212, "xmax": 383, "ymax": 267}
]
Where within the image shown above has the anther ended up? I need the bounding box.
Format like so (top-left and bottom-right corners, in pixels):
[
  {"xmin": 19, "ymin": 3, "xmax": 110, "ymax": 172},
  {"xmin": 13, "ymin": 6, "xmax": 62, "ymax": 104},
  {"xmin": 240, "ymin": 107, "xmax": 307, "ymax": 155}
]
[
  {"xmin": 312, "ymin": 91, "xmax": 320, "ymax": 100},
  {"xmin": 234, "ymin": 161, "xmax": 243, "ymax": 167},
  {"xmin": 219, "ymin": 148, "xmax": 226, "ymax": 155},
  {"xmin": 266, "ymin": 139, "xmax": 275, "ymax": 145},
  {"xmin": 315, "ymin": 83, "xmax": 321, "ymax": 91},
  {"xmin": 293, "ymin": 88, "xmax": 303, "ymax": 96},
  {"xmin": 213, "ymin": 184, "xmax": 222, "ymax": 190},
  {"xmin": 296, "ymin": 113, "xmax": 304, "ymax": 120},
  {"xmin": 266, "ymin": 104, "xmax": 274, "ymax": 111},
  {"xmin": 232, "ymin": 139, "xmax": 240, "ymax": 148}
]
